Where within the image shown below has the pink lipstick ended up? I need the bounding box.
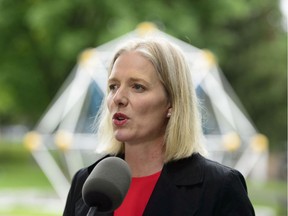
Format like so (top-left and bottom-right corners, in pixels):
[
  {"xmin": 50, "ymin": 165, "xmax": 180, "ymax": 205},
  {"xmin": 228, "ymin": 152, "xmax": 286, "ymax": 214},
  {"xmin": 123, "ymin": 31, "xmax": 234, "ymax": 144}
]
[{"xmin": 112, "ymin": 113, "xmax": 128, "ymax": 126}]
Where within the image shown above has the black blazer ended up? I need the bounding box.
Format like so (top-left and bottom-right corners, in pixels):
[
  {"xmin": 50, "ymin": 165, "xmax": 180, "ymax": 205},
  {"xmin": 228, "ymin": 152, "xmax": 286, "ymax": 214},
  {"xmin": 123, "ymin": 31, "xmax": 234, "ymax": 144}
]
[{"xmin": 63, "ymin": 153, "xmax": 255, "ymax": 216}]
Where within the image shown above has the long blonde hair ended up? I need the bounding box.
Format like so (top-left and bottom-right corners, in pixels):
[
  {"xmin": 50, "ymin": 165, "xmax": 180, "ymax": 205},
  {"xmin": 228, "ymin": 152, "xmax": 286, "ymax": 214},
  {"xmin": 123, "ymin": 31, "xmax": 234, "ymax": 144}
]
[{"xmin": 95, "ymin": 38, "xmax": 206, "ymax": 162}]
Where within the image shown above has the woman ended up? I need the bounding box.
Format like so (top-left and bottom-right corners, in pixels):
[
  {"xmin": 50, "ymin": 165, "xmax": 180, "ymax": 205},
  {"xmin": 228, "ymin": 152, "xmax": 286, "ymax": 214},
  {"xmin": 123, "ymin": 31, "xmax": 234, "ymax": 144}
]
[{"xmin": 63, "ymin": 38, "xmax": 255, "ymax": 215}]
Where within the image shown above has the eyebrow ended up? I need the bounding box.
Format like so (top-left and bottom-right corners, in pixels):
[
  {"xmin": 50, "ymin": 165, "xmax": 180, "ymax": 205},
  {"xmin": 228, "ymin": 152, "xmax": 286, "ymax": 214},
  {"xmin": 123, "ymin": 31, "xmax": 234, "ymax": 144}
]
[
  {"xmin": 108, "ymin": 76, "xmax": 151, "ymax": 86},
  {"xmin": 129, "ymin": 77, "xmax": 150, "ymax": 85},
  {"xmin": 107, "ymin": 77, "xmax": 118, "ymax": 84}
]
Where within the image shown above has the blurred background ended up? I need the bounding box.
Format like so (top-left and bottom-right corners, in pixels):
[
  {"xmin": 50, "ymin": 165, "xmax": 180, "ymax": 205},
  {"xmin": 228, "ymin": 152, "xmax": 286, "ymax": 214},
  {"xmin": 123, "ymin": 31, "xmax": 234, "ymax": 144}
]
[{"xmin": 0, "ymin": 0, "xmax": 286, "ymax": 215}]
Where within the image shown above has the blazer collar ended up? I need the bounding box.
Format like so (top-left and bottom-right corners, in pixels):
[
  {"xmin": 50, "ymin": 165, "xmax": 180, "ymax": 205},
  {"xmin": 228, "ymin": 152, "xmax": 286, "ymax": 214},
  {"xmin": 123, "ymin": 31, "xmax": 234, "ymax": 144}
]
[
  {"xmin": 143, "ymin": 153, "xmax": 205, "ymax": 216},
  {"xmin": 87, "ymin": 153, "xmax": 204, "ymax": 186},
  {"xmin": 164, "ymin": 153, "xmax": 204, "ymax": 186}
]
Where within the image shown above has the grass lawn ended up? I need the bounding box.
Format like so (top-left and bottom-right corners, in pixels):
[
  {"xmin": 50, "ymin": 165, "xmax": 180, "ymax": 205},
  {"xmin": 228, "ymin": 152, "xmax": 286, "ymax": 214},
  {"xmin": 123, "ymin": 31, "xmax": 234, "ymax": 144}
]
[
  {"xmin": 0, "ymin": 141, "xmax": 287, "ymax": 215},
  {"xmin": 0, "ymin": 142, "xmax": 62, "ymax": 216},
  {"xmin": 0, "ymin": 209, "xmax": 60, "ymax": 216},
  {"xmin": 0, "ymin": 142, "xmax": 52, "ymax": 189},
  {"xmin": 248, "ymin": 180, "xmax": 287, "ymax": 216}
]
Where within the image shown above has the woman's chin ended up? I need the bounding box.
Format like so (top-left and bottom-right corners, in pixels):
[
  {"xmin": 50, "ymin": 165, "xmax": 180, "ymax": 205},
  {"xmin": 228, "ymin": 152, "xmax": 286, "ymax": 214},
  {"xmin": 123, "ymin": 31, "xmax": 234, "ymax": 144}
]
[{"xmin": 114, "ymin": 133, "xmax": 130, "ymax": 142}]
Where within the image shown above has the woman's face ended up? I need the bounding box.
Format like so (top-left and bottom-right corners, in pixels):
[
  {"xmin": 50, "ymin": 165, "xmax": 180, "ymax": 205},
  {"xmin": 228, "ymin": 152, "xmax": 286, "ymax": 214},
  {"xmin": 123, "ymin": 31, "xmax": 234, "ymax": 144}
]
[{"xmin": 107, "ymin": 51, "xmax": 170, "ymax": 145}]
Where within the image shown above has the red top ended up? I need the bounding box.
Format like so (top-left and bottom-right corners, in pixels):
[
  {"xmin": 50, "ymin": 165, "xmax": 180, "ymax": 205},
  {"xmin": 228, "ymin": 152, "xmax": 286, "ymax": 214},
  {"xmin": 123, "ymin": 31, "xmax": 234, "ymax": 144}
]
[{"xmin": 114, "ymin": 171, "xmax": 161, "ymax": 216}]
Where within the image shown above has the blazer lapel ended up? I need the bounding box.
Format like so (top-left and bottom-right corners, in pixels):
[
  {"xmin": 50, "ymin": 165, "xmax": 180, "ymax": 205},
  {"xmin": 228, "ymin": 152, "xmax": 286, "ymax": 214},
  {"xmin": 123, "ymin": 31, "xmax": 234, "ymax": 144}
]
[{"xmin": 143, "ymin": 154, "xmax": 204, "ymax": 216}]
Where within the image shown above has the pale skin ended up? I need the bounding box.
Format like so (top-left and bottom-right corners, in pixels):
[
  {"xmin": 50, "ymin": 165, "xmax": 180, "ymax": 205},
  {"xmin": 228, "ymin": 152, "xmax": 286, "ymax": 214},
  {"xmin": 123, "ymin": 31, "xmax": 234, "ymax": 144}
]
[{"xmin": 107, "ymin": 51, "xmax": 172, "ymax": 177}]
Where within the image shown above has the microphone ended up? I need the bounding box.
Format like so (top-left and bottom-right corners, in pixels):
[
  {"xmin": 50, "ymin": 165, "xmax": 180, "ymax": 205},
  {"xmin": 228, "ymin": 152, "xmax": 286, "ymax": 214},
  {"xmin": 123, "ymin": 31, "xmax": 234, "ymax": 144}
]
[{"xmin": 82, "ymin": 157, "xmax": 131, "ymax": 214}]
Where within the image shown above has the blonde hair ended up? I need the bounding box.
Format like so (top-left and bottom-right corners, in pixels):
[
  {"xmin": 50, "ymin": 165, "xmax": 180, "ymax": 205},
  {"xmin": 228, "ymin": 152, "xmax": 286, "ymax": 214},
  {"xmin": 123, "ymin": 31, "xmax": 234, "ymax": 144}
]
[{"xmin": 95, "ymin": 38, "xmax": 206, "ymax": 162}]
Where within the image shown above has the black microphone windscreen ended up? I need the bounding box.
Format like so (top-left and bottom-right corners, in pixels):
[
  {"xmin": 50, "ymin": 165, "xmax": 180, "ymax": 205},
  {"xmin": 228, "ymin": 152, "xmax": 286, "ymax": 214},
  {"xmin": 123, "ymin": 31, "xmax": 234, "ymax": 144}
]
[{"xmin": 82, "ymin": 157, "xmax": 131, "ymax": 213}]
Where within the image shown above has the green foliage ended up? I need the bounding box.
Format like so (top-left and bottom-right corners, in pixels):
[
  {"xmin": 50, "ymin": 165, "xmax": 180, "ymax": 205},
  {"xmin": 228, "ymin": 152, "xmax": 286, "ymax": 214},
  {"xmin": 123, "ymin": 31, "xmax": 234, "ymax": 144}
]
[
  {"xmin": 0, "ymin": 0, "xmax": 286, "ymax": 149},
  {"xmin": 221, "ymin": 2, "xmax": 287, "ymax": 149}
]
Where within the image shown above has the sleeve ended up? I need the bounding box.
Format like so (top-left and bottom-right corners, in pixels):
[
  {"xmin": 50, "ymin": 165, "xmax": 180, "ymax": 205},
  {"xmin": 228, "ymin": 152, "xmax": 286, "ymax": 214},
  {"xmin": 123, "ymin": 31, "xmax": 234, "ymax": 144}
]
[
  {"xmin": 63, "ymin": 170, "xmax": 82, "ymax": 216},
  {"xmin": 219, "ymin": 169, "xmax": 255, "ymax": 216}
]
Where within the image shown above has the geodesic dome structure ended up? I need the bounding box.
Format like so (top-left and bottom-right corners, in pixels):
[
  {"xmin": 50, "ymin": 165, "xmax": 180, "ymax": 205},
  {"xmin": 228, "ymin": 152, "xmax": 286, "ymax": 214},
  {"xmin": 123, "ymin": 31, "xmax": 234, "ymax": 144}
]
[{"xmin": 24, "ymin": 22, "xmax": 269, "ymax": 201}]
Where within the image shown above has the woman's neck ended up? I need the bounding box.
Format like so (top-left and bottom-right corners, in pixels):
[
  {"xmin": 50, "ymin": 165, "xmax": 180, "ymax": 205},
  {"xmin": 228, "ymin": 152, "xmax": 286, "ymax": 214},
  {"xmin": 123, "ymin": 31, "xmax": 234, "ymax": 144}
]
[{"xmin": 124, "ymin": 141, "xmax": 164, "ymax": 177}]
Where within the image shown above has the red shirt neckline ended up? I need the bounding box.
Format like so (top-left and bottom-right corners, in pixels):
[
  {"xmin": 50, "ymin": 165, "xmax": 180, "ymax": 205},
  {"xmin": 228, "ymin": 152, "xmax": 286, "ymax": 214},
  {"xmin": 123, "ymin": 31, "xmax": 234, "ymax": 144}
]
[{"xmin": 114, "ymin": 171, "xmax": 161, "ymax": 216}]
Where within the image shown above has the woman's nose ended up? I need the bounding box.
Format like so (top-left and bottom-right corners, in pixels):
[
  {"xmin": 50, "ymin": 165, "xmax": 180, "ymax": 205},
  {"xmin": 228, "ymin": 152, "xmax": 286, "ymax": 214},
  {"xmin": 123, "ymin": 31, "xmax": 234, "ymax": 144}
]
[{"xmin": 113, "ymin": 87, "xmax": 128, "ymax": 106}]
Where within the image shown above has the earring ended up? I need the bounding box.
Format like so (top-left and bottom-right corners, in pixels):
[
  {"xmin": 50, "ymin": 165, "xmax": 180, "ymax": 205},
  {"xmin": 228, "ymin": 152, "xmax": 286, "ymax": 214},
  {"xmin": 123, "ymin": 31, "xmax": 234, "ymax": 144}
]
[{"xmin": 167, "ymin": 112, "xmax": 171, "ymax": 118}]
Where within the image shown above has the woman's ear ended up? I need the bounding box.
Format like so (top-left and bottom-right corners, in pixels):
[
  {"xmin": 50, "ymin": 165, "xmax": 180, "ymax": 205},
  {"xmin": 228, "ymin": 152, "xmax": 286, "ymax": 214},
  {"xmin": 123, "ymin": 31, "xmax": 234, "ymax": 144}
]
[{"xmin": 167, "ymin": 107, "xmax": 172, "ymax": 118}]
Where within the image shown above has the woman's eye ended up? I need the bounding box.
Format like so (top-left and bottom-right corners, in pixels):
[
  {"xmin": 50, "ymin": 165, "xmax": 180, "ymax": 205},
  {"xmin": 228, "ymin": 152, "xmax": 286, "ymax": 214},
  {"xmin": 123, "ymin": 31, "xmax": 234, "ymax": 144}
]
[
  {"xmin": 109, "ymin": 84, "xmax": 118, "ymax": 91},
  {"xmin": 133, "ymin": 84, "xmax": 145, "ymax": 92}
]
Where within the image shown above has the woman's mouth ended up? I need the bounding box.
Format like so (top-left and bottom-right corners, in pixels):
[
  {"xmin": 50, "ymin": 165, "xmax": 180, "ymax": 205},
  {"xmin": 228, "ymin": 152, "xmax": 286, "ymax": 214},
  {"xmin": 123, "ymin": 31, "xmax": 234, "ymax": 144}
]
[{"xmin": 112, "ymin": 113, "xmax": 128, "ymax": 126}]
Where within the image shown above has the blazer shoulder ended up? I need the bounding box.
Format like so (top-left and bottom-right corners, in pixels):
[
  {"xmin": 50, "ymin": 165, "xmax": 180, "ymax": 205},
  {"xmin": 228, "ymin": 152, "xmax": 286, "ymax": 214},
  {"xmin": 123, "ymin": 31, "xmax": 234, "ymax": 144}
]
[
  {"xmin": 190, "ymin": 154, "xmax": 247, "ymax": 192},
  {"xmin": 63, "ymin": 154, "xmax": 110, "ymax": 215},
  {"xmin": 197, "ymin": 154, "xmax": 249, "ymax": 195},
  {"xmin": 199, "ymin": 154, "xmax": 243, "ymax": 178},
  {"xmin": 73, "ymin": 153, "xmax": 120, "ymax": 183},
  {"xmin": 165, "ymin": 153, "xmax": 243, "ymax": 186}
]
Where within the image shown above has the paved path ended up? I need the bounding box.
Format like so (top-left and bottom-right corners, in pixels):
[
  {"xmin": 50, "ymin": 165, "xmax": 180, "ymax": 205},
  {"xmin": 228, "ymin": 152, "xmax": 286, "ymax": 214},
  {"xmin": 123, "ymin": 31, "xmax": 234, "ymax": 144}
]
[{"xmin": 0, "ymin": 189, "xmax": 63, "ymax": 215}]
